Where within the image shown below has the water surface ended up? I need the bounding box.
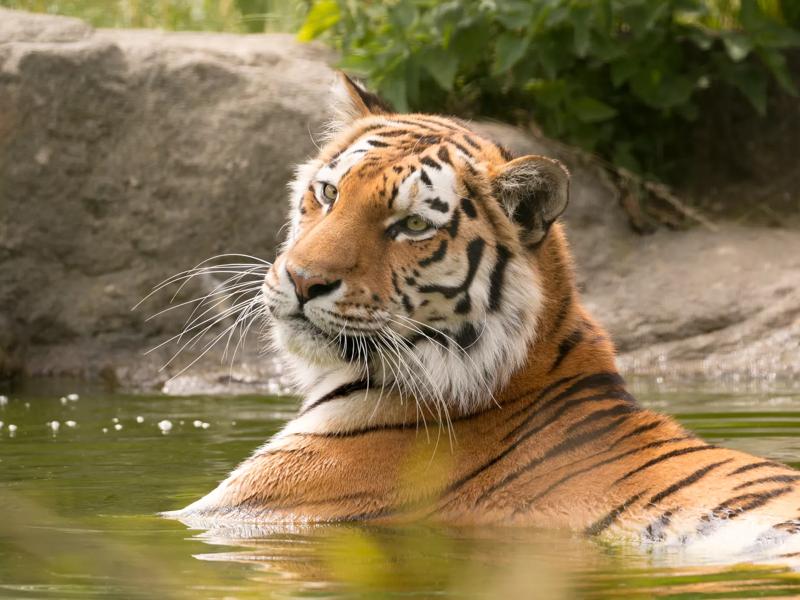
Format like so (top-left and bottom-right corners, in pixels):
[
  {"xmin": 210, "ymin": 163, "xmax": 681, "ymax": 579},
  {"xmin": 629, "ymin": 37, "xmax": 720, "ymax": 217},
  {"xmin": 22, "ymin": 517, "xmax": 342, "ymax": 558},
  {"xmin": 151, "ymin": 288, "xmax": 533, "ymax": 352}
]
[{"xmin": 2, "ymin": 378, "xmax": 800, "ymax": 598}]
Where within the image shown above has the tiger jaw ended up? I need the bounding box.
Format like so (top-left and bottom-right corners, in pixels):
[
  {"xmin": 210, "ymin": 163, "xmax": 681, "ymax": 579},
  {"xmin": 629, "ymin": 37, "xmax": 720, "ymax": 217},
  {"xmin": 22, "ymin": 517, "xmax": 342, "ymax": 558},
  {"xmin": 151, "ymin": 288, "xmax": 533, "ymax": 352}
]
[{"xmin": 262, "ymin": 250, "xmax": 541, "ymax": 413}]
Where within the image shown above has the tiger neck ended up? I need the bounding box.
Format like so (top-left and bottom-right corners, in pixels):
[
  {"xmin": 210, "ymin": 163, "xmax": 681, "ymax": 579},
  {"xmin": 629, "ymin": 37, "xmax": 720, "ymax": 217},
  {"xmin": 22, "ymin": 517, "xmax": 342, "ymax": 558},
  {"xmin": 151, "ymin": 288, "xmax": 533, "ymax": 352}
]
[{"xmin": 497, "ymin": 227, "xmax": 620, "ymax": 408}]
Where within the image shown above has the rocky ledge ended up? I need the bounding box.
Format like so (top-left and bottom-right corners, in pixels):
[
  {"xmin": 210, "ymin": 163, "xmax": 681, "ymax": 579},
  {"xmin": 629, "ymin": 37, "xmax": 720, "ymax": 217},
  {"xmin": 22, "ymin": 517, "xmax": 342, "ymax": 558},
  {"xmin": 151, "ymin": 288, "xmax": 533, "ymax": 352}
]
[{"xmin": 1, "ymin": 9, "xmax": 798, "ymax": 394}]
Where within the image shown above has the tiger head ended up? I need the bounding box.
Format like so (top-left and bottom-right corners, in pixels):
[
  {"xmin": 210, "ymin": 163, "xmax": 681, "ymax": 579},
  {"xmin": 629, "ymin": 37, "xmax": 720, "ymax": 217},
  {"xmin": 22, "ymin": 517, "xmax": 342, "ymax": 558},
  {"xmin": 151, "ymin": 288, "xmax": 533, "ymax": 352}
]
[{"xmin": 262, "ymin": 74, "xmax": 569, "ymax": 413}]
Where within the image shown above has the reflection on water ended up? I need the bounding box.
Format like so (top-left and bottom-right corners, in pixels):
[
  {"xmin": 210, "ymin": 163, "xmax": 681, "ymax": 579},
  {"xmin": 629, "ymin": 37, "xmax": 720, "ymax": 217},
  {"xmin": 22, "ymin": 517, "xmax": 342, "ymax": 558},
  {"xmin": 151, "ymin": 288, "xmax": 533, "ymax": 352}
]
[{"xmin": 2, "ymin": 377, "xmax": 800, "ymax": 598}]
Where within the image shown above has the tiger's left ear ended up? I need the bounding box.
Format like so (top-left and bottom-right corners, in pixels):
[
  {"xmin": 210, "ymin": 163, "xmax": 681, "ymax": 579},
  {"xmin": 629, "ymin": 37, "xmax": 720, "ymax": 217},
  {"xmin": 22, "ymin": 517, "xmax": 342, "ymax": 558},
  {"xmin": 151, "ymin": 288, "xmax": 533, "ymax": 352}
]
[
  {"xmin": 492, "ymin": 155, "xmax": 570, "ymax": 248},
  {"xmin": 329, "ymin": 72, "xmax": 393, "ymax": 131}
]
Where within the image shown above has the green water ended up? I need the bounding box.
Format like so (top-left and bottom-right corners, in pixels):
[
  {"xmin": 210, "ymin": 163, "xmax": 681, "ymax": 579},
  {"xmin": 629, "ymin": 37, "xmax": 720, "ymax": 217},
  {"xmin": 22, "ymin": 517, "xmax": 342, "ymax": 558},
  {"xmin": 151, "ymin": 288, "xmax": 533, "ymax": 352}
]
[{"xmin": 2, "ymin": 379, "xmax": 800, "ymax": 599}]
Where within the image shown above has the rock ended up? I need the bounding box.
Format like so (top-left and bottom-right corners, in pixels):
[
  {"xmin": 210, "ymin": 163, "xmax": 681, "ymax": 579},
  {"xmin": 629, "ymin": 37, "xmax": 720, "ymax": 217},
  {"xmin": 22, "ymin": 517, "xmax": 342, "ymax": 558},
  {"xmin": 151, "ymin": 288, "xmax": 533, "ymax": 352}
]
[
  {"xmin": 1, "ymin": 9, "xmax": 797, "ymax": 393},
  {"xmin": 0, "ymin": 10, "xmax": 334, "ymax": 389}
]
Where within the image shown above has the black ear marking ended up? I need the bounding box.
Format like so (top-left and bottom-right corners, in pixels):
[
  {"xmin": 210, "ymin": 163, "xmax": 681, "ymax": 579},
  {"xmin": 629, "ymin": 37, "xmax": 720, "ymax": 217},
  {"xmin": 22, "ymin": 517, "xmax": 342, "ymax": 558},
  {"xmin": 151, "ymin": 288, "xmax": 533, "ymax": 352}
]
[
  {"xmin": 342, "ymin": 73, "xmax": 394, "ymax": 114},
  {"xmin": 492, "ymin": 155, "xmax": 570, "ymax": 248}
]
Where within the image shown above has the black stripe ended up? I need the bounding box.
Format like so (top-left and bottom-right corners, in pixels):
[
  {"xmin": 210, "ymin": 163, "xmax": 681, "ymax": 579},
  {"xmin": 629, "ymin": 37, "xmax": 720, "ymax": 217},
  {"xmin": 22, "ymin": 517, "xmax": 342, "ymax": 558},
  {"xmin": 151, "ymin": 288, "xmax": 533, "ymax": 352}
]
[
  {"xmin": 643, "ymin": 509, "xmax": 675, "ymax": 542},
  {"xmin": 451, "ymin": 140, "xmax": 474, "ymax": 158},
  {"xmin": 478, "ymin": 414, "xmax": 633, "ymax": 503},
  {"xmin": 420, "ymin": 156, "xmax": 441, "ymax": 170},
  {"xmin": 437, "ymin": 145, "xmax": 452, "ymax": 165},
  {"xmin": 298, "ymin": 379, "xmax": 370, "ymax": 416},
  {"xmin": 367, "ymin": 139, "xmax": 389, "ymax": 147},
  {"xmin": 454, "ymin": 322, "xmax": 479, "ymax": 349},
  {"xmin": 425, "ymin": 197, "xmax": 449, "ymax": 213},
  {"xmin": 387, "ymin": 183, "xmax": 399, "ymax": 209},
  {"xmin": 502, "ymin": 372, "xmax": 627, "ymax": 442},
  {"xmin": 460, "ymin": 196, "xmax": 477, "ymax": 219},
  {"xmin": 550, "ymin": 328, "xmax": 584, "ymax": 373},
  {"xmin": 376, "ymin": 129, "xmax": 411, "ymax": 137},
  {"xmin": 418, "ymin": 237, "xmax": 484, "ymax": 299},
  {"xmin": 548, "ymin": 290, "xmax": 572, "ymax": 338},
  {"xmin": 388, "ymin": 118, "xmax": 448, "ymax": 131},
  {"xmin": 614, "ymin": 445, "xmax": 719, "ymax": 484},
  {"xmin": 648, "ymin": 459, "xmax": 733, "ymax": 504},
  {"xmin": 497, "ymin": 144, "xmax": 514, "ymax": 161},
  {"xmin": 608, "ymin": 419, "xmax": 667, "ymax": 450},
  {"xmin": 487, "ymin": 245, "xmax": 511, "ymax": 311},
  {"xmin": 504, "ymin": 390, "xmax": 634, "ymax": 445},
  {"xmin": 733, "ymin": 474, "xmax": 800, "ymax": 491},
  {"xmin": 585, "ymin": 492, "xmax": 646, "ymax": 536},
  {"xmin": 420, "ymin": 169, "xmax": 432, "ymax": 187},
  {"xmin": 701, "ymin": 486, "xmax": 794, "ymax": 528},
  {"xmin": 419, "ymin": 239, "xmax": 448, "ymax": 267},
  {"xmin": 565, "ymin": 403, "xmax": 640, "ymax": 436},
  {"xmin": 727, "ymin": 461, "xmax": 785, "ymax": 476},
  {"xmin": 521, "ymin": 437, "xmax": 694, "ymax": 508},
  {"xmin": 462, "ymin": 134, "xmax": 482, "ymax": 150},
  {"xmin": 446, "ymin": 208, "xmax": 461, "ymax": 238},
  {"xmin": 499, "ymin": 374, "xmax": 581, "ymax": 426},
  {"xmin": 437, "ymin": 373, "xmax": 618, "ymax": 502}
]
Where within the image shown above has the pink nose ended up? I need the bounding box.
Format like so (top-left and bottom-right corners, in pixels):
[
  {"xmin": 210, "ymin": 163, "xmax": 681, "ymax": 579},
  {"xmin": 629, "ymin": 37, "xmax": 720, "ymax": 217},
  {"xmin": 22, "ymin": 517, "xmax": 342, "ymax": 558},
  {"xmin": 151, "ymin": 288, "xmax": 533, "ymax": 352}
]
[{"xmin": 285, "ymin": 264, "xmax": 341, "ymax": 306}]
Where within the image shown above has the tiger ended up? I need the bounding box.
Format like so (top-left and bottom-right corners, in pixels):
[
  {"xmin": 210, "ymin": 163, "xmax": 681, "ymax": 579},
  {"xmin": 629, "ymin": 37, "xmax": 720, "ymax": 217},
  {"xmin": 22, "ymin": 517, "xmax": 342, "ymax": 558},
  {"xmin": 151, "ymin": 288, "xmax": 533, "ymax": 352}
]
[{"xmin": 167, "ymin": 73, "xmax": 800, "ymax": 555}]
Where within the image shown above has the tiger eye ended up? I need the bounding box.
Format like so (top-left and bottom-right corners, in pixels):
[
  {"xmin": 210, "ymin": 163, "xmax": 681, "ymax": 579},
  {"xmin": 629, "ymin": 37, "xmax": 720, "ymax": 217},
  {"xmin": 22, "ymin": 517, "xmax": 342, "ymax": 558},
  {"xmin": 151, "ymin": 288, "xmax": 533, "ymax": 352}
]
[
  {"xmin": 322, "ymin": 183, "xmax": 338, "ymax": 203},
  {"xmin": 404, "ymin": 215, "xmax": 429, "ymax": 232}
]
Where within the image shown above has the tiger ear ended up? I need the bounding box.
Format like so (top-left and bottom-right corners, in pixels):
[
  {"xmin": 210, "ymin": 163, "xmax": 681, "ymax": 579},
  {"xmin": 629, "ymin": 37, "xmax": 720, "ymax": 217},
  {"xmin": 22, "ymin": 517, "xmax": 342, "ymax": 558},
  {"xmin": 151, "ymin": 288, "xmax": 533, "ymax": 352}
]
[
  {"xmin": 329, "ymin": 72, "xmax": 393, "ymax": 130},
  {"xmin": 492, "ymin": 155, "xmax": 569, "ymax": 248}
]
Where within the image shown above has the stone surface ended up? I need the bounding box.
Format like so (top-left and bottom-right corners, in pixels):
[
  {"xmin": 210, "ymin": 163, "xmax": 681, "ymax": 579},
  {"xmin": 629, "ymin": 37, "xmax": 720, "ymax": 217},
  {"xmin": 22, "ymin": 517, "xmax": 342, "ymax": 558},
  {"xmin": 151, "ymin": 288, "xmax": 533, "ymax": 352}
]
[{"xmin": 1, "ymin": 9, "xmax": 798, "ymax": 394}]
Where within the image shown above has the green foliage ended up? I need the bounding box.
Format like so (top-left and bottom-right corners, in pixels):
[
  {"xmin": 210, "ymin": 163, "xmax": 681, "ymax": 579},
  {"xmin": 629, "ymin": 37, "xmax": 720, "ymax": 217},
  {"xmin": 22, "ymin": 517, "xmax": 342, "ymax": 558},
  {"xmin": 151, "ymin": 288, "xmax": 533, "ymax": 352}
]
[
  {"xmin": 300, "ymin": 0, "xmax": 800, "ymax": 180},
  {"xmin": 0, "ymin": 0, "xmax": 309, "ymax": 33}
]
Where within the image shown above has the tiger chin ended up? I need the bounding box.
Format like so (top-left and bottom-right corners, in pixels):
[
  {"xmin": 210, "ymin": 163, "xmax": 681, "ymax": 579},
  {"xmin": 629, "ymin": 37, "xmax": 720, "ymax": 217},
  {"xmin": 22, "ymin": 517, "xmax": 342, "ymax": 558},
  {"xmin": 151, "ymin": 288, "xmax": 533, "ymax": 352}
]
[{"xmin": 165, "ymin": 73, "xmax": 800, "ymax": 556}]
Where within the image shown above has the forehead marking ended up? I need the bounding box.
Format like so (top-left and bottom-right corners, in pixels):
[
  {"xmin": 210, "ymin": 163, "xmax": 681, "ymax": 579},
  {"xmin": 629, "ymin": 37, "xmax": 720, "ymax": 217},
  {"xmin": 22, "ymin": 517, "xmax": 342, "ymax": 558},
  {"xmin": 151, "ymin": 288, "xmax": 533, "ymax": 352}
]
[
  {"xmin": 425, "ymin": 198, "xmax": 449, "ymax": 213},
  {"xmin": 420, "ymin": 156, "xmax": 441, "ymax": 170}
]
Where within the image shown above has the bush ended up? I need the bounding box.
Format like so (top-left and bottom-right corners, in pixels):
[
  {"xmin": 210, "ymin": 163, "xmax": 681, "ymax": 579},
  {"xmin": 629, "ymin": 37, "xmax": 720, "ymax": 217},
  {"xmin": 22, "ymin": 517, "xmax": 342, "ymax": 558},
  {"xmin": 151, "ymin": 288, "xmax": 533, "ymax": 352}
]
[{"xmin": 300, "ymin": 0, "xmax": 800, "ymax": 181}]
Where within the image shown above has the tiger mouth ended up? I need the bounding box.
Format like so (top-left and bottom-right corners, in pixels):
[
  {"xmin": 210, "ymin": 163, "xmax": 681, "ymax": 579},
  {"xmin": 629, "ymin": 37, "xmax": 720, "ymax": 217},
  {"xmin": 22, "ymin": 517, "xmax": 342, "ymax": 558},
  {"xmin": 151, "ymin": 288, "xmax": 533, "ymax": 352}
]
[{"xmin": 283, "ymin": 311, "xmax": 381, "ymax": 362}]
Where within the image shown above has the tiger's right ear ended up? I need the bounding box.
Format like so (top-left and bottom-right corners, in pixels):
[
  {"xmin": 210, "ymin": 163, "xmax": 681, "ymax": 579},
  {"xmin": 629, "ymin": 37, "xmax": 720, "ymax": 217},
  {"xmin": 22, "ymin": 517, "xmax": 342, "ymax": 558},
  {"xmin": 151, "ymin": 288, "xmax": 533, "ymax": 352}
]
[
  {"xmin": 492, "ymin": 155, "xmax": 570, "ymax": 249},
  {"xmin": 329, "ymin": 72, "xmax": 393, "ymax": 131}
]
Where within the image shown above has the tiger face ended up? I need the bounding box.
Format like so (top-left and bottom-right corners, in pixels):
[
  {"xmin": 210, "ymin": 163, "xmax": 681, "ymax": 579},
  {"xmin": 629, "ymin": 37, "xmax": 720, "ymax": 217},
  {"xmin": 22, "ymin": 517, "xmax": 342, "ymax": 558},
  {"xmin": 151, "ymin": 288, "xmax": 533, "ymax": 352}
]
[{"xmin": 262, "ymin": 74, "xmax": 569, "ymax": 413}]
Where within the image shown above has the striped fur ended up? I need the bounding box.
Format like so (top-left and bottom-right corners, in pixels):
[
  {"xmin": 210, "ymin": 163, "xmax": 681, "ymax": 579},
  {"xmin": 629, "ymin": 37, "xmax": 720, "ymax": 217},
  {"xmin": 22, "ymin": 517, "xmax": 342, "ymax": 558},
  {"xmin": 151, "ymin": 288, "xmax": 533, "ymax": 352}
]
[{"xmin": 169, "ymin": 74, "xmax": 800, "ymax": 552}]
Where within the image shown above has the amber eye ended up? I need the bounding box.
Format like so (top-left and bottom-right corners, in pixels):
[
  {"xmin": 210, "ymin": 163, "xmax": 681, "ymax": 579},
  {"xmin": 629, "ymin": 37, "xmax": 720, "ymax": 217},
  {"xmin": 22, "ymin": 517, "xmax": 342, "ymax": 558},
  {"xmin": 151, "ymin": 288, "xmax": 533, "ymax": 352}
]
[
  {"xmin": 403, "ymin": 215, "xmax": 430, "ymax": 233},
  {"xmin": 321, "ymin": 183, "xmax": 338, "ymax": 204}
]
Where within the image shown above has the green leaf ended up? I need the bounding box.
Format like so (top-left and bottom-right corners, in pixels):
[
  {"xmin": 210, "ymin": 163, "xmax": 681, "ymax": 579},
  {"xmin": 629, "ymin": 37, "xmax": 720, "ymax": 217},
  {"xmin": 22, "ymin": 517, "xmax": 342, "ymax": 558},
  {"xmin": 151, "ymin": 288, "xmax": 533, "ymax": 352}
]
[
  {"xmin": 494, "ymin": 0, "xmax": 533, "ymax": 29},
  {"xmin": 572, "ymin": 6, "xmax": 593, "ymax": 58},
  {"xmin": 492, "ymin": 32, "xmax": 529, "ymax": 75},
  {"xmin": 297, "ymin": 0, "xmax": 340, "ymax": 41},
  {"xmin": 724, "ymin": 64, "xmax": 768, "ymax": 115},
  {"xmin": 389, "ymin": 1, "xmax": 416, "ymax": 30},
  {"xmin": 758, "ymin": 48, "xmax": 798, "ymax": 95},
  {"xmin": 422, "ymin": 50, "xmax": 460, "ymax": 91},
  {"xmin": 570, "ymin": 96, "xmax": 617, "ymax": 122},
  {"xmin": 378, "ymin": 70, "xmax": 409, "ymax": 112},
  {"xmin": 722, "ymin": 33, "xmax": 752, "ymax": 62}
]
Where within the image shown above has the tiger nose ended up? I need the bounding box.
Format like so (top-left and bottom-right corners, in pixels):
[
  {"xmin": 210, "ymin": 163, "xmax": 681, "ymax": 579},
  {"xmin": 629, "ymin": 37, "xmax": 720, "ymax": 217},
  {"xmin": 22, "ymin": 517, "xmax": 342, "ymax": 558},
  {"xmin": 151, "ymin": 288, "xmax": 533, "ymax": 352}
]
[{"xmin": 285, "ymin": 264, "xmax": 342, "ymax": 306}]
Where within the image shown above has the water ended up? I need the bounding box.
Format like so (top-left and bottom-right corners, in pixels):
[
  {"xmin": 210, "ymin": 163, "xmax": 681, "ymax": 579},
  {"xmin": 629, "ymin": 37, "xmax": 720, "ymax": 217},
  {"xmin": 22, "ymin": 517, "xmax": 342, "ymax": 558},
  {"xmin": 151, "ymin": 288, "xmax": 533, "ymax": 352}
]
[{"xmin": 2, "ymin": 378, "xmax": 800, "ymax": 599}]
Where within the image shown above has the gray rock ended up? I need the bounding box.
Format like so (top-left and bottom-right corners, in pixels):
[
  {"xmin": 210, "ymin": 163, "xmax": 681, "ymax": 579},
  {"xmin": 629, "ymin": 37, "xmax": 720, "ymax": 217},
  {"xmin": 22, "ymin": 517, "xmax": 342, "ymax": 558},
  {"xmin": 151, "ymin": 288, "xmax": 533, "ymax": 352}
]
[
  {"xmin": 1, "ymin": 9, "xmax": 798, "ymax": 393},
  {"xmin": 0, "ymin": 10, "xmax": 333, "ymax": 389}
]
